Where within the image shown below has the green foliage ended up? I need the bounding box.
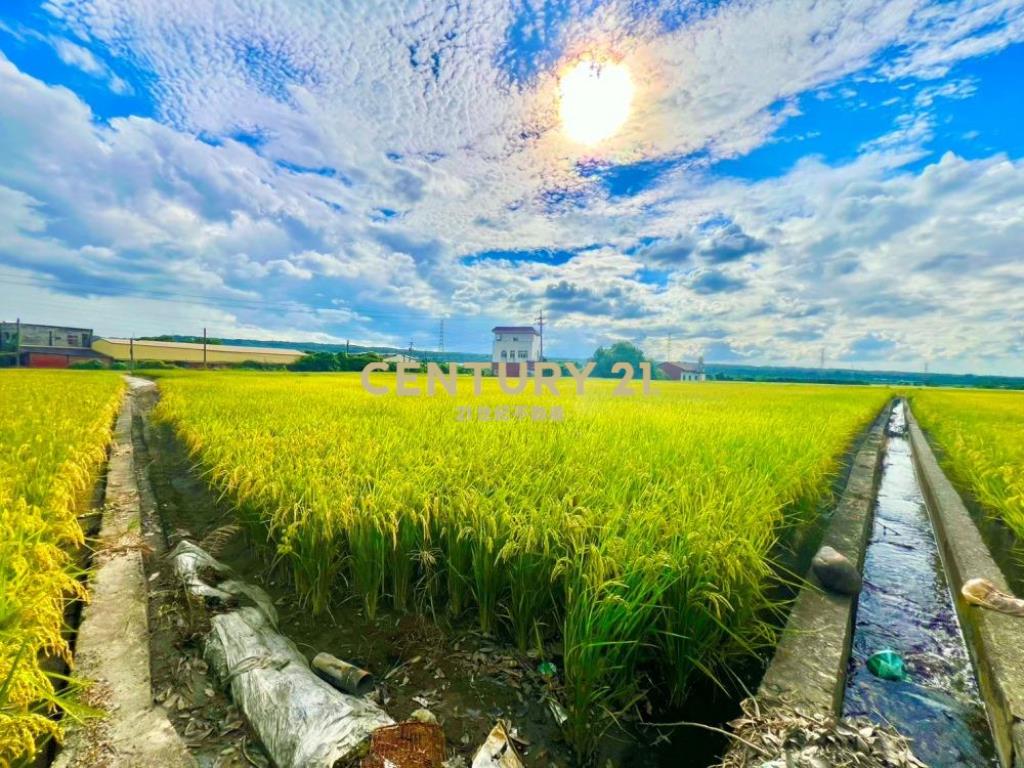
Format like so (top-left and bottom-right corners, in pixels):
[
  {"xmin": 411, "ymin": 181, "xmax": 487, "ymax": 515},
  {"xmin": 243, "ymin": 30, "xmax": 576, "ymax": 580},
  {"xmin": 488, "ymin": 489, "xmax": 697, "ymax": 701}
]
[
  {"xmin": 289, "ymin": 351, "xmax": 384, "ymax": 372},
  {"xmin": 135, "ymin": 359, "xmax": 176, "ymax": 370},
  {"xmin": 236, "ymin": 360, "xmax": 288, "ymax": 371},
  {"xmin": 68, "ymin": 359, "xmax": 106, "ymax": 370},
  {"xmin": 590, "ymin": 341, "xmax": 650, "ymax": 379},
  {"xmin": 0, "ymin": 331, "xmax": 17, "ymax": 353}
]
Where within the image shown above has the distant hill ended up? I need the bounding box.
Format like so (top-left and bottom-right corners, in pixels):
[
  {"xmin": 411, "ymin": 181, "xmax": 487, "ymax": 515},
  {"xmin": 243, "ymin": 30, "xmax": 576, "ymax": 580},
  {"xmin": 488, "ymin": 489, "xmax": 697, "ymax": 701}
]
[
  {"xmin": 705, "ymin": 363, "xmax": 1024, "ymax": 390},
  {"xmin": 147, "ymin": 335, "xmax": 1023, "ymax": 389}
]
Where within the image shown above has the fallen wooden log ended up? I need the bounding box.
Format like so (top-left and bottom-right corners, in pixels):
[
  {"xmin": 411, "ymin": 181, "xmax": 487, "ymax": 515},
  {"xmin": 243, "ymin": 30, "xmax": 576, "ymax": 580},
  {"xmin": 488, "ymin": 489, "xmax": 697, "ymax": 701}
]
[{"xmin": 206, "ymin": 607, "xmax": 394, "ymax": 768}]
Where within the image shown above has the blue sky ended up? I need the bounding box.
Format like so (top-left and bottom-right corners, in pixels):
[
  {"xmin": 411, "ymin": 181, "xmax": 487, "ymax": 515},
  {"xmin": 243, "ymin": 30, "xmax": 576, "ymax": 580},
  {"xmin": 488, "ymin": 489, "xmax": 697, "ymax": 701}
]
[{"xmin": 1, "ymin": 0, "xmax": 1023, "ymax": 374}]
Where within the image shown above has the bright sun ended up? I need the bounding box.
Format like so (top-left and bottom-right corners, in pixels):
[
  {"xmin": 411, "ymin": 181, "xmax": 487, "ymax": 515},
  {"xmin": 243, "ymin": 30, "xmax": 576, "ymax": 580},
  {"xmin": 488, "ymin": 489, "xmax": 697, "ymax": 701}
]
[{"xmin": 559, "ymin": 58, "xmax": 634, "ymax": 146}]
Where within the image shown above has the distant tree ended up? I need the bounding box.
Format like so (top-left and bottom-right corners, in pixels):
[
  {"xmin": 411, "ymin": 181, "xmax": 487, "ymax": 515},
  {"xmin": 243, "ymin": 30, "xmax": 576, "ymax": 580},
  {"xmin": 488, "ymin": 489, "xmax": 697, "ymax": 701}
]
[
  {"xmin": 337, "ymin": 352, "xmax": 384, "ymax": 371},
  {"xmin": 289, "ymin": 351, "xmax": 383, "ymax": 372},
  {"xmin": 237, "ymin": 360, "xmax": 288, "ymax": 370},
  {"xmin": 290, "ymin": 351, "xmax": 341, "ymax": 371},
  {"xmin": 590, "ymin": 341, "xmax": 651, "ymax": 379}
]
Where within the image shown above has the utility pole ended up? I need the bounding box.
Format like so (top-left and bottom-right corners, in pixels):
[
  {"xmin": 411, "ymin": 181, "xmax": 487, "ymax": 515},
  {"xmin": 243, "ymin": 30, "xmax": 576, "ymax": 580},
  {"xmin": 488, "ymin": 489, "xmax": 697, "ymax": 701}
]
[
  {"xmin": 408, "ymin": 339, "xmax": 414, "ymax": 361},
  {"xmin": 14, "ymin": 317, "xmax": 20, "ymax": 368},
  {"xmin": 536, "ymin": 308, "xmax": 545, "ymax": 361},
  {"xmin": 438, "ymin": 319, "xmax": 445, "ymax": 357},
  {"xmin": 345, "ymin": 339, "xmax": 350, "ymax": 355},
  {"xmin": 130, "ymin": 336, "xmax": 135, "ymax": 372},
  {"xmin": 203, "ymin": 327, "xmax": 208, "ymax": 368}
]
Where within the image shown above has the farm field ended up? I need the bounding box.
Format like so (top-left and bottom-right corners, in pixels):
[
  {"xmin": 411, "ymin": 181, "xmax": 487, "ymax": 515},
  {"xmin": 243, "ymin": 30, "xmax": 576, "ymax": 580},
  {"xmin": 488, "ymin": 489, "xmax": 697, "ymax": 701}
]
[
  {"xmin": 0, "ymin": 370, "xmax": 124, "ymax": 764},
  {"xmin": 154, "ymin": 371, "xmax": 889, "ymax": 756},
  {"xmin": 912, "ymin": 388, "xmax": 1024, "ymax": 541}
]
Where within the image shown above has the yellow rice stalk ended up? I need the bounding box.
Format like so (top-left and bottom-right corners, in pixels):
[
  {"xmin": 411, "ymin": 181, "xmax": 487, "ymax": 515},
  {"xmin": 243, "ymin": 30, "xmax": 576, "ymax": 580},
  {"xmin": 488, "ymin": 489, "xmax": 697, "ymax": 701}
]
[
  {"xmin": 0, "ymin": 370, "xmax": 124, "ymax": 764},
  {"xmin": 154, "ymin": 371, "xmax": 888, "ymax": 757},
  {"xmin": 911, "ymin": 388, "xmax": 1024, "ymax": 539}
]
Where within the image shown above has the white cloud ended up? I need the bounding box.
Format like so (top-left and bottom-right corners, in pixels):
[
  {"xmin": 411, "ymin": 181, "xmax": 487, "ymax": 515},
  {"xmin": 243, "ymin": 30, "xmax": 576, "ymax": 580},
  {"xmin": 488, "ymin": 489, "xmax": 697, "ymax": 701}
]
[
  {"xmin": 52, "ymin": 36, "xmax": 134, "ymax": 93},
  {"xmin": 36, "ymin": 0, "xmax": 1022, "ymax": 259},
  {"xmin": 1, "ymin": 1, "xmax": 1023, "ymax": 373}
]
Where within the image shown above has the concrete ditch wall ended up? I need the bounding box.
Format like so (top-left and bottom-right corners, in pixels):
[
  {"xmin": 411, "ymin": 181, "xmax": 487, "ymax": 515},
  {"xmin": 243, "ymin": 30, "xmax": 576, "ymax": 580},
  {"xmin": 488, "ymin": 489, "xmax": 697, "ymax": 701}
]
[
  {"xmin": 908, "ymin": 408, "xmax": 1024, "ymax": 768},
  {"xmin": 756, "ymin": 402, "xmax": 890, "ymax": 715},
  {"xmin": 54, "ymin": 378, "xmax": 194, "ymax": 768}
]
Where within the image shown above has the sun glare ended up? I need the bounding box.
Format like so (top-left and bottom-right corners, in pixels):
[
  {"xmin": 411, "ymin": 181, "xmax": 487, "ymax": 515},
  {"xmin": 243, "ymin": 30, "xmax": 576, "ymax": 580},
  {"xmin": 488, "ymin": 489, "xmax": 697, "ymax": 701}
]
[{"xmin": 559, "ymin": 58, "xmax": 634, "ymax": 146}]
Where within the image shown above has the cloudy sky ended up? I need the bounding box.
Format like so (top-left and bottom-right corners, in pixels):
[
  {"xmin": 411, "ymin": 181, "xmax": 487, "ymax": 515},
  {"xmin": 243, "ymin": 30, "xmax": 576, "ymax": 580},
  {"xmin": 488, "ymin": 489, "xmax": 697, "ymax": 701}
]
[{"xmin": 1, "ymin": 0, "xmax": 1022, "ymax": 373}]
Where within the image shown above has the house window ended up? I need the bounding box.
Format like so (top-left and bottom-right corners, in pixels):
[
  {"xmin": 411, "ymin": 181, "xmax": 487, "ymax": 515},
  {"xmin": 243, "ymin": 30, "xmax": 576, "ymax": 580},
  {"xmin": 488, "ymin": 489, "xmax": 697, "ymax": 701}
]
[
  {"xmin": 518, "ymin": 350, "xmax": 527, "ymax": 359},
  {"xmin": 67, "ymin": 334, "xmax": 79, "ymax": 347},
  {"xmin": 512, "ymin": 336, "xmax": 518, "ymax": 341},
  {"xmin": 495, "ymin": 334, "xmax": 502, "ymax": 341},
  {"xmin": 501, "ymin": 350, "xmax": 507, "ymax": 359}
]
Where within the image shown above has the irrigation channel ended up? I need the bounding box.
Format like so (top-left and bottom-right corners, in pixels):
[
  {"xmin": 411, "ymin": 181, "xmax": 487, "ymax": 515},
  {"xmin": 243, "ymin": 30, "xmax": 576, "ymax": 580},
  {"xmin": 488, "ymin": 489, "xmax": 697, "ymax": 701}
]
[{"xmin": 844, "ymin": 401, "xmax": 998, "ymax": 766}]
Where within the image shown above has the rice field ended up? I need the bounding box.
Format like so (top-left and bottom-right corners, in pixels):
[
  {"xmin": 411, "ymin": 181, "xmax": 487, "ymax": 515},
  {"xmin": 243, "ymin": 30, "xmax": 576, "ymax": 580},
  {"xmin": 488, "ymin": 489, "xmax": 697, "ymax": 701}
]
[
  {"xmin": 0, "ymin": 370, "xmax": 124, "ymax": 764},
  {"xmin": 911, "ymin": 388, "xmax": 1024, "ymax": 540},
  {"xmin": 154, "ymin": 371, "xmax": 888, "ymax": 756}
]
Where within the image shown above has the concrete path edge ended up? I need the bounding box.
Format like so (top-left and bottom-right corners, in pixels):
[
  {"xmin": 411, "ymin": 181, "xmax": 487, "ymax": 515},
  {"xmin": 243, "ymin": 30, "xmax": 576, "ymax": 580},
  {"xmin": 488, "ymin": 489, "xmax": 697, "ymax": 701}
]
[
  {"xmin": 755, "ymin": 401, "xmax": 890, "ymax": 715},
  {"xmin": 908, "ymin": 407, "xmax": 1024, "ymax": 768},
  {"xmin": 53, "ymin": 377, "xmax": 194, "ymax": 768}
]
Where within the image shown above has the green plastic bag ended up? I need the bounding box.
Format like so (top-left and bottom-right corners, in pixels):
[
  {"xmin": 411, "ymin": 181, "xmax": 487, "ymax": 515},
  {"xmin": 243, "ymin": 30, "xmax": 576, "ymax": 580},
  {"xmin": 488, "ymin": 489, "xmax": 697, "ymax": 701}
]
[
  {"xmin": 538, "ymin": 661, "xmax": 558, "ymax": 678},
  {"xmin": 867, "ymin": 649, "xmax": 907, "ymax": 681}
]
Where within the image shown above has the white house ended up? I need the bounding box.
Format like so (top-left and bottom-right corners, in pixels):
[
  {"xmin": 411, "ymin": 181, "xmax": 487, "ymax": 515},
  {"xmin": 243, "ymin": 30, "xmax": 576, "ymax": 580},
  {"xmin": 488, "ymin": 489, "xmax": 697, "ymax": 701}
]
[{"xmin": 491, "ymin": 326, "xmax": 541, "ymax": 375}]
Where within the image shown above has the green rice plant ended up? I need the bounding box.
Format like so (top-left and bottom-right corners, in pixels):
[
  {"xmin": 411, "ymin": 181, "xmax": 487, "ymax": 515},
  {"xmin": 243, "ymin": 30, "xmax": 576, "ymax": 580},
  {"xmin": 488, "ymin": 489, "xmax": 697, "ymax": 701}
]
[
  {"xmin": 0, "ymin": 370, "xmax": 123, "ymax": 764},
  {"xmin": 153, "ymin": 370, "xmax": 888, "ymax": 759},
  {"xmin": 911, "ymin": 388, "xmax": 1024, "ymax": 539}
]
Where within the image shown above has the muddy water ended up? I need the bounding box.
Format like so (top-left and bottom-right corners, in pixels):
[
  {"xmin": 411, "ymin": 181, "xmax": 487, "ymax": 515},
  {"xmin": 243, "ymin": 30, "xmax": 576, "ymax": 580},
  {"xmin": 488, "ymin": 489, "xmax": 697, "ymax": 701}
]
[{"xmin": 844, "ymin": 402, "xmax": 997, "ymax": 767}]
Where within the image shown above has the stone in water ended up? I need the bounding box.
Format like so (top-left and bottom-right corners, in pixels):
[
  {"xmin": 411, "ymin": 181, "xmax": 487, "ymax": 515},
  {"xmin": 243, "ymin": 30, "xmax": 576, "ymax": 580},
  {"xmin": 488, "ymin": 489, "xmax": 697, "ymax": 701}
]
[{"xmin": 812, "ymin": 545, "xmax": 863, "ymax": 595}]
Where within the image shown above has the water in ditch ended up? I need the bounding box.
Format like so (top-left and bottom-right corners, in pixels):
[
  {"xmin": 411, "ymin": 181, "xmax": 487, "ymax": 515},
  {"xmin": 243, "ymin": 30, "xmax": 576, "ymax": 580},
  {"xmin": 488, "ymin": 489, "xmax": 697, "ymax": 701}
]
[{"xmin": 844, "ymin": 401, "xmax": 997, "ymax": 767}]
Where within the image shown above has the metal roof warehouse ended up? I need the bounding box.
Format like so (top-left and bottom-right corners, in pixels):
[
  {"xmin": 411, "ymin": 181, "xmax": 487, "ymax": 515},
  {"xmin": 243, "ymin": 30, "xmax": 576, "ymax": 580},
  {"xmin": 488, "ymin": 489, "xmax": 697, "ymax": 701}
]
[{"xmin": 92, "ymin": 338, "xmax": 304, "ymax": 366}]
